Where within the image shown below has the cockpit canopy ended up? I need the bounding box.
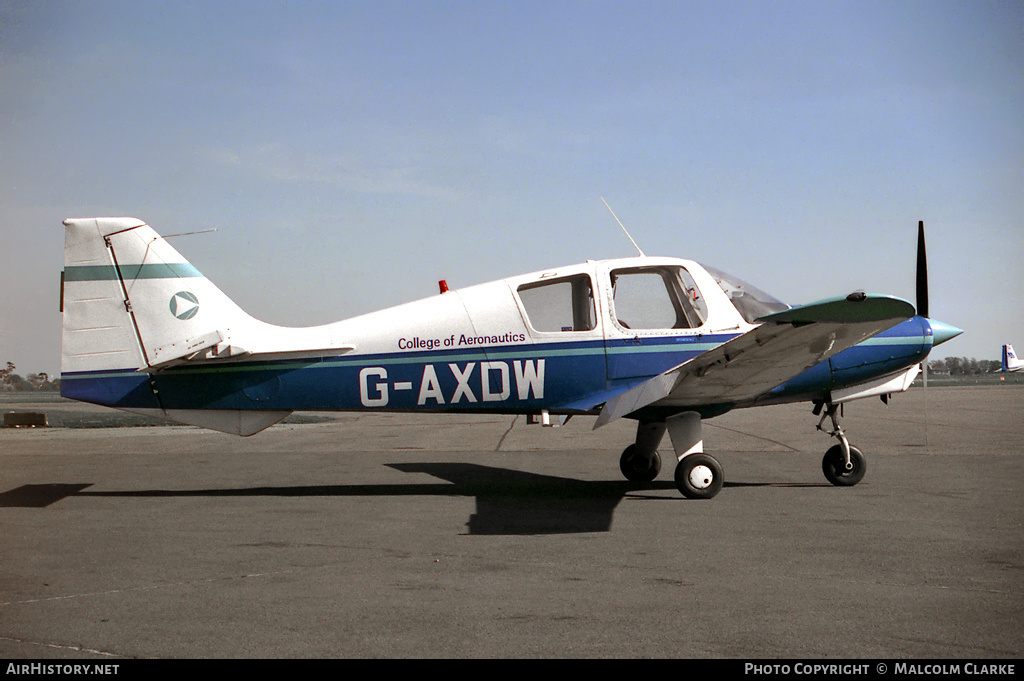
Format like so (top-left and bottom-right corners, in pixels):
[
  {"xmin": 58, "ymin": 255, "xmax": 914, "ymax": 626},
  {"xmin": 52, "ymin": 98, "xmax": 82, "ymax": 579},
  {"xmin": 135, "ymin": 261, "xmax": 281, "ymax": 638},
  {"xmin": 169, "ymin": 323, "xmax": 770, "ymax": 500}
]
[
  {"xmin": 700, "ymin": 264, "xmax": 790, "ymax": 323},
  {"xmin": 512, "ymin": 260, "xmax": 790, "ymax": 336}
]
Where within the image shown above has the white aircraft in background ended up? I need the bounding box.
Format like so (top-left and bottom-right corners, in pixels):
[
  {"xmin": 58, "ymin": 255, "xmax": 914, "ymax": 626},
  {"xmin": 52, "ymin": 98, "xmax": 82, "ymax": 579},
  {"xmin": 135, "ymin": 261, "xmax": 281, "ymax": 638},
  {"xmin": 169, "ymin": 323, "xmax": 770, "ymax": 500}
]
[
  {"xmin": 1001, "ymin": 344, "xmax": 1022, "ymax": 372},
  {"xmin": 59, "ymin": 217, "xmax": 961, "ymax": 499}
]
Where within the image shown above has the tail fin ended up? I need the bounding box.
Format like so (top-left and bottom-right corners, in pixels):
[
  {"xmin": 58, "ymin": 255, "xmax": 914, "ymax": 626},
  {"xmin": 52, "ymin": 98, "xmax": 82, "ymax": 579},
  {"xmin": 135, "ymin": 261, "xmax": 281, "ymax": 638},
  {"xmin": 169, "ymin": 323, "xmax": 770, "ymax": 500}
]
[
  {"xmin": 61, "ymin": 217, "xmax": 327, "ymax": 436},
  {"xmin": 60, "ymin": 217, "xmax": 355, "ymax": 435},
  {"xmin": 1002, "ymin": 344, "xmax": 1022, "ymax": 372},
  {"xmin": 61, "ymin": 217, "xmax": 255, "ymax": 374}
]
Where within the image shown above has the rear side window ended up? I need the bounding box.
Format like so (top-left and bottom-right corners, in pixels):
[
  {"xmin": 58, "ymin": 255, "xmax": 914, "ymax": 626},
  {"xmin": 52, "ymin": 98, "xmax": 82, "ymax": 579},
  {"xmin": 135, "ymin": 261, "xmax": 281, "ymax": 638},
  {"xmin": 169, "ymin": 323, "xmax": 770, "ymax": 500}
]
[{"xmin": 517, "ymin": 274, "xmax": 596, "ymax": 332}]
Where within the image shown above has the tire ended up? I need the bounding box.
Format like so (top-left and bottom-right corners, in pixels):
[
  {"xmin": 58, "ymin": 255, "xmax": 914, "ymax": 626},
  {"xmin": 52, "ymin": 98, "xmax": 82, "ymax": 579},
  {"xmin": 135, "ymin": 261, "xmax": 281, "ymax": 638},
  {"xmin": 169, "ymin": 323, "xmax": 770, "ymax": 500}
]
[
  {"xmin": 822, "ymin": 444, "xmax": 866, "ymax": 487},
  {"xmin": 619, "ymin": 444, "xmax": 662, "ymax": 482},
  {"xmin": 674, "ymin": 454, "xmax": 724, "ymax": 499}
]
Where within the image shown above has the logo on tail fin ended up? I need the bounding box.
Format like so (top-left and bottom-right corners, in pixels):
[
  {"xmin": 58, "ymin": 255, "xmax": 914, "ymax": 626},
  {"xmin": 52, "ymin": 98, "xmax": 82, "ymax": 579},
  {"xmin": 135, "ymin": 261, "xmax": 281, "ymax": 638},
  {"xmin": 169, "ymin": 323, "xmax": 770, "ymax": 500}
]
[{"xmin": 169, "ymin": 291, "xmax": 200, "ymax": 320}]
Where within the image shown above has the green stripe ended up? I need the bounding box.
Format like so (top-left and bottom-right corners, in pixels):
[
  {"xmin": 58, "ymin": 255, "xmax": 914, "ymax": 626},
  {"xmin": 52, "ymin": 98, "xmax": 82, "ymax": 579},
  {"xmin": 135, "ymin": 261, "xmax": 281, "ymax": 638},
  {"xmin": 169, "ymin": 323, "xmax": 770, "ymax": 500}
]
[
  {"xmin": 859, "ymin": 335, "xmax": 928, "ymax": 346},
  {"xmin": 605, "ymin": 342, "xmax": 720, "ymax": 357},
  {"xmin": 64, "ymin": 263, "xmax": 203, "ymax": 281}
]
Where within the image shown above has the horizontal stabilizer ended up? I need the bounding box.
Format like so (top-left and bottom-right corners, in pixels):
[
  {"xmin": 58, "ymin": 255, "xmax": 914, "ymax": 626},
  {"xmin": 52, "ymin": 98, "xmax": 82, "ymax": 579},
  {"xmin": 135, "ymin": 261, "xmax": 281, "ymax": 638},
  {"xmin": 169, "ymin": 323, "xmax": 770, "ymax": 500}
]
[
  {"xmin": 145, "ymin": 334, "xmax": 355, "ymax": 372},
  {"xmin": 149, "ymin": 329, "xmax": 238, "ymax": 367}
]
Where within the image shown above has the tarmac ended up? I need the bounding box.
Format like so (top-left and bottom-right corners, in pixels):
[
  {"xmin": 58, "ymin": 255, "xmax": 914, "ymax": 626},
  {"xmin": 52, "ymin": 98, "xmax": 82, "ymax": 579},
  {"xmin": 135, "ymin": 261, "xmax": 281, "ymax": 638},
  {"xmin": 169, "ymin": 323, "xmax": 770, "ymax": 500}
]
[{"xmin": 1, "ymin": 386, "xmax": 1021, "ymax": 659}]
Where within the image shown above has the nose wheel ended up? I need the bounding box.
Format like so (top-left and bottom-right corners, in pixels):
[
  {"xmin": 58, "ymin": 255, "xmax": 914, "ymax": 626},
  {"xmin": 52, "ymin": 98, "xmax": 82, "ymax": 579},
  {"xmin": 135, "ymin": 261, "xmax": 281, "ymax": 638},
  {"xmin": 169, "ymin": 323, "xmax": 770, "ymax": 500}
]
[
  {"xmin": 822, "ymin": 443, "xmax": 866, "ymax": 486},
  {"xmin": 815, "ymin": 400, "xmax": 867, "ymax": 487}
]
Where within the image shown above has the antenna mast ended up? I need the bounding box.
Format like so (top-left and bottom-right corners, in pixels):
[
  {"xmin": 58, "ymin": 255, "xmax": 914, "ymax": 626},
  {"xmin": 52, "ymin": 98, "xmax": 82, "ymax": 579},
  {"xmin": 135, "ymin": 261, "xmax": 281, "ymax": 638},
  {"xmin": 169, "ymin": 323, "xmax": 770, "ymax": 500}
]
[{"xmin": 601, "ymin": 197, "xmax": 645, "ymax": 257}]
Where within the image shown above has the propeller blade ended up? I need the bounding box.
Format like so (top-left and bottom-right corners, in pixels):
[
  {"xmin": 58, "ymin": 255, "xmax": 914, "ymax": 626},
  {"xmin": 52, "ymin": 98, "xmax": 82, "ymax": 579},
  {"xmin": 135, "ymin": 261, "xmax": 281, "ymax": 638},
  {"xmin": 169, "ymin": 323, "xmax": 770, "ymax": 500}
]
[
  {"xmin": 917, "ymin": 221, "xmax": 930, "ymax": 446},
  {"xmin": 916, "ymin": 220, "xmax": 929, "ymax": 318}
]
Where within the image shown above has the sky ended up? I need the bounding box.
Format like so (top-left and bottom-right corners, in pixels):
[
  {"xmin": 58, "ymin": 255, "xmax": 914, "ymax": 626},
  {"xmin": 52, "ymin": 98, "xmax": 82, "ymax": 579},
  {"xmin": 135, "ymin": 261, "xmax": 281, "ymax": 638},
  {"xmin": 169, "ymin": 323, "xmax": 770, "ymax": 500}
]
[{"xmin": 2, "ymin": 0, "xmax": 1021, "ymax": 376}]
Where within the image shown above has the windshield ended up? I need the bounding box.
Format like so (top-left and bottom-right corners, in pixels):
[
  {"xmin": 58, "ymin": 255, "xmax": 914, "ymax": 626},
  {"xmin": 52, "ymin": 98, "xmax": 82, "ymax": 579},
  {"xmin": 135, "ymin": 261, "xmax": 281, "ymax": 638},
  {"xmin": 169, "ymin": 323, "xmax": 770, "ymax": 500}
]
[{"xmin": 700, "ymin": 264, "xmax": 790, "ymax": 323}]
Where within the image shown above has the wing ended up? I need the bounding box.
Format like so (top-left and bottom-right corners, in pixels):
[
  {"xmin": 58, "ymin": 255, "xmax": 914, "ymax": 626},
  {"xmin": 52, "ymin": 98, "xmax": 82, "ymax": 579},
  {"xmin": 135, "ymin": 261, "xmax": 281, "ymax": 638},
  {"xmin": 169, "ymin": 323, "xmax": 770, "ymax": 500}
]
[{"xmin": 593, "ymin": 293, "xmax": 916, "ymax": 428}]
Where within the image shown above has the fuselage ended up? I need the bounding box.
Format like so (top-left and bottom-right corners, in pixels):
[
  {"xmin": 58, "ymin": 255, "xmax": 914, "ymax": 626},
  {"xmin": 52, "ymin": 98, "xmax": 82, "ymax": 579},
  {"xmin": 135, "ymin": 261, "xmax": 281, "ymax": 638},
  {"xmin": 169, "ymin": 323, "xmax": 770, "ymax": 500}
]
[{"xmin": 60, "ymin": 255, "xmax": 955, "ymax": 421}]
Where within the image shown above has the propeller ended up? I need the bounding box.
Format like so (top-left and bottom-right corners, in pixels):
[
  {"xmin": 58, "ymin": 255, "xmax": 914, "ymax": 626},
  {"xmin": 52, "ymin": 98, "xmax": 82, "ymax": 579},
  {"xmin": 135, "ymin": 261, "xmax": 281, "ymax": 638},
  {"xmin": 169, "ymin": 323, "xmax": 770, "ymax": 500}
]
[
  {"xmin": 916, "ymin": 220, "xmax": 928, "ymax": 319},
  {"xmin": 917, "ymin": 220, "xmax": 929, "ymax": 444},
  {"xmin": 914, "ymin": 220, "xmax": 965, "ymax": 443}
]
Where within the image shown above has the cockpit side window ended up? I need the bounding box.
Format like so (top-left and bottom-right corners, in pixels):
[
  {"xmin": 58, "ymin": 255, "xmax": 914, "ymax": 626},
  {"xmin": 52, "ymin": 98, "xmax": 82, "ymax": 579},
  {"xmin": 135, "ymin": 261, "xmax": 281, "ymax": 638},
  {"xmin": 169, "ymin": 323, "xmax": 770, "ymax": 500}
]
[
  {"xmin": 609, "ymin": 266, "xmax": 707, "ymax": 330},
  {"xmin": 517, "ymin": 274, "xmax": 597, "ymax": 333}
]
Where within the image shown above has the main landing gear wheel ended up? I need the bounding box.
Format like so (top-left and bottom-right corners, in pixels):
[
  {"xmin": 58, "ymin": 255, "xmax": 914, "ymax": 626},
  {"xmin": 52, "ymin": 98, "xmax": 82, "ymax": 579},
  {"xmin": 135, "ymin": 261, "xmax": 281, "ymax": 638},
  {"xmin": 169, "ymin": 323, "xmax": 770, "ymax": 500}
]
[
  {"xmin": 821, "ymin": 444, "xmax": 866, "ymax": 487},
  {"xmin": 619, "ymin": 444, "xmax": 662, "ymax": 482},
  {"xmin": 674, "ymin": 454, "xmax": 724, "ymax": 499}
]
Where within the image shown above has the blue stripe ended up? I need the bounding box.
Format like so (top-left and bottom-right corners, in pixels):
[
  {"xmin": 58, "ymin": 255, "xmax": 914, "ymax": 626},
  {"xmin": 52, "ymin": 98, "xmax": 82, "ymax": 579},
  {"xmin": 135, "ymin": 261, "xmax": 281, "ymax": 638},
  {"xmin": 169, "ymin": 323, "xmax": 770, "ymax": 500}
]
[
  {"xmin": 60, "ymin": 322, "xmax": 932, "ymax": 415},
  {"xmin": 62, "ymin": 350, "xmax": 610, "ymax": 413}
]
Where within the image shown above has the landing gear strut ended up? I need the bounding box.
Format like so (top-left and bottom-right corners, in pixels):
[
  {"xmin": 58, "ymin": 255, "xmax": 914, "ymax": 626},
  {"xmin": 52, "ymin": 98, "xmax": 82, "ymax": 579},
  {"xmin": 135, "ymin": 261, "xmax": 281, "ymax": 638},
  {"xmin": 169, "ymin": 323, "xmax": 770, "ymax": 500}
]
[
  {"xmin": 815, "ymin": 401, "xmax": 867, "ymax": 487},
  {"xmin": 619, "ymin": 412, "xmax": 724, "ymax": 499}
]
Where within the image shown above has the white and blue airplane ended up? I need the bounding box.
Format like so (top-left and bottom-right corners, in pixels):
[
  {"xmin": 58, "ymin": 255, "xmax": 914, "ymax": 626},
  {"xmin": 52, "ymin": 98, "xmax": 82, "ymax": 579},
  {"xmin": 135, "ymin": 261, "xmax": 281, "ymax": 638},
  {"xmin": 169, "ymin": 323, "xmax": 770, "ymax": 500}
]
[
  {"xmin": 59, "ymin": 217, "xmax": 961, "ymax": 499},
  {"xmin": 1001, "ymin": 344, "xmax": 1022, "ymax": 372}
]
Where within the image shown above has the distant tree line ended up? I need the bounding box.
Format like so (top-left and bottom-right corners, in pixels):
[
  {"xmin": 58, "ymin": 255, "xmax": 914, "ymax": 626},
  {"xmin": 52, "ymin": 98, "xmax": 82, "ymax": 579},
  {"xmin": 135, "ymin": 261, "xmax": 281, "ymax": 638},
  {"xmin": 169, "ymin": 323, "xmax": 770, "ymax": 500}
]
[
  {"xmin": 1, "ymin": 362, "xmax": 60, "ymax": 391},
  {"xmin": 928, "ymin": 357, "xmax": 1001, "ymax": 375}
]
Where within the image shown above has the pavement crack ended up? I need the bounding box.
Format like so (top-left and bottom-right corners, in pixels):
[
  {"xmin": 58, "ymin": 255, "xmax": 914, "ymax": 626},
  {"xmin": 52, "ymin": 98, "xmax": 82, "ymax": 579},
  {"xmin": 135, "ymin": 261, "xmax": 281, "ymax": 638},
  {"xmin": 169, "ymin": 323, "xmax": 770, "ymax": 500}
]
[
  {"xmin": 705, "ymin": 422, "xmax": 801, "ymax": 451},
  {"xmin": 495, "ymin": 416, "xmax": 519, "ymax": 451}
]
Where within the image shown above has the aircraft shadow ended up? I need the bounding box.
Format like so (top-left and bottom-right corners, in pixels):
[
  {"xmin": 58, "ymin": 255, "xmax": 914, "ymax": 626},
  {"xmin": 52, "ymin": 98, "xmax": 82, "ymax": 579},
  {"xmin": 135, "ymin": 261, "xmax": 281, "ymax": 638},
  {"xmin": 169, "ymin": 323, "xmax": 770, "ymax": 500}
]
[
  {"xmin": 0, "ymin": 465, "xmax": 828, "ymax": 534},
  {"xmin": 0, "ymin": 463, "xmax": 735, "ymax": 535}
]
